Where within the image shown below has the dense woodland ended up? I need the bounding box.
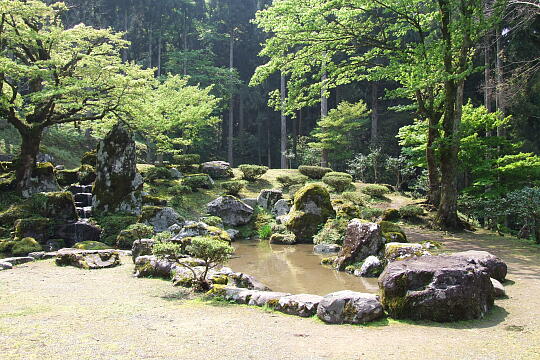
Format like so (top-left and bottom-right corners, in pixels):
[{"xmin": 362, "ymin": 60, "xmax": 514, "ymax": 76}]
[{"xmin": 0, "ymin": 0, "xmax": 539, "ymax": 234}]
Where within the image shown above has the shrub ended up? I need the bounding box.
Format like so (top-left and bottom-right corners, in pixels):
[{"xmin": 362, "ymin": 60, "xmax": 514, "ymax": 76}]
[
  {"xmin": 74, "ymin": 241, "xmax": 109, "ymax": 250},
  {"xmin": 143, "ymin": 195, "xmax": 168, "ymax": 206},
  {"xmin": 313, "ymin": 218, "xmax": 348, "ymax": 245},
  {"xmin": 12, "ymin": 237, "xmax": 42, "ymax": 256},
  {"xmin": 168, "ymin": 184, "xmax": 191, "ymax": 196},
  {"xmin": 341, "ymin": 191, "xmax": 366, "ymax": 206},
  {"xmin": 361, "ymin": 184, "xmax": 390, "ymax": 198},
  {"xmin": 153, "ymin": 231, "xmax": 173, "ymax": 242},
  {"xmin": 144, "ymin": 166, "xmax": 173, "ymax": 183},
  {"xmin": 379, "ymin": 221, "xmax": 407, "ymax": 242},
  {"xmin": 322, "ymin": 172, "xmax": 353, "ymax": 193},
  {"xmin": 221, "ymin": 180, "xmax": 246, "ymax": 196},
  {"xmin": 116, "ymin": 223, "xmax": 154, "ymax": 249},
  {"xmin": 298, "ymin": 165, "xmax": 333, "ymax": 179},
  {"xmin": 333, "ymin": 200, "xmax": 361, "ymax": 219},
  {"xmin": 399, "ymin": 205, "xmax": 425, "ymax": 219},
  {"xmin": 359, "ymin": 207, "xmax": 383, "ymax": 220},
  {"xmin": 93, "ymin": 214, "xmax": 138, "ymax": 246},
  {"xmin": 258, "ymin": 223, "xmax": 273, "ymax": 239},
  {"xmin": 382, "ymin": 208, "xmax": 400, "ymax": 221},
  {"xmin": 173, "ymin": 154, "xmax": 201, "ymax": 171},
  {"xmin": 276, "ymin": 174, "xmax": 308, "ymax": 188},
  {"xmin": 238, "ymin": 164, "xmax": 268, "ymax": 181},
  {"xmin": 200, "ymin": 216, "xmax": 223, "ymax": 227},
  {"xmin": 0, "ymin": 239, "xmax": 15, "ymax": 253},
  {"xmin": 182, "ymin": 174, "xmax": 213, "ymax": 191}
]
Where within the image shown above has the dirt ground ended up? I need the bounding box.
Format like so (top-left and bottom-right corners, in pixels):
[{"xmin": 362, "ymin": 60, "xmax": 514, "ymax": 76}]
[{"xmin": 1, "ymin": 230, "xmax": 539, "ymax": 360}]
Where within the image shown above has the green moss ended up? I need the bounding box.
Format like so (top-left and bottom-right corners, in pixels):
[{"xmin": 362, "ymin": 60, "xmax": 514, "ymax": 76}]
[
  {"xmin": 29, "ymin": 192, "xmax": 78, "ymax": 222},
  {"xmin": 333, "ymin": 200, "xmax": 361, "ymax": 219},
  {"xmin": 93, "ymin": 214, "xmax": 137, "ymax": 246},
  {"xmin": 116, "ymin": 223, "xmax": 154, "ymax": 249},
  {"xmin": 182, "ymin": 174, "xmax": 213, "ymax": 191},
  {"xmin": 138, "ymin": 206, "xmax": 164, "ymax": 223},
  {"xmin": 384, "ymin": 231, "xmax": 407, "ymax": 243},
  {"xmin": 32, "ymin": 162, "xmax": 54, "ymax": 177},
  {"xmin": 12, "ymin": 237, "xmax": 42, "ymax": 256},
  {"xmin": 382, "ymin": 208, "xmax": 400, "ymax": 221},
  {"xmin": 81, "ymin": 150, "xmax": 97, "ymax": 166},
  {"xmin": 320, "ymin": 256, "xmax": 336, "ymax": 265},
  {"xmin": 0, "ymin": 239, "xmax": 16, "ymax": 253},
  {"xmin": 298, "ymin": 165, "xmax": 333, "ymax": 179},
  {"xmin": 78, "ymin": 164, "xmax": 96, "ymax": 185},
  {"xmin": 379, "ymin": 221, "xmax": 407, "ymax": 242},
  {"xmin": 14, "ymin": 217, "xmax": 52, "ymax": 243},
  {"xmin": 210, "ymin": 274, "xmax": 229, "ymax": 285},
  {"xmin": 56, "ymin": 169, "xmax": 79, "ymax": 186},
  {"xmin": 0, "ymin": 204, "xmax": 33, "ymax": 228},
  {"xmin": 206, "ymin": 284, "xmax": 227, "ymax": 297},
  {"xmin": 142, "ymin": 195, "xmax": 168, "ymax": 206},
  {"xmin": 201, "ymin": 216, "xmax": 223, "ymax": 227},
  {"xmin": 73, "ymin": 241, "xmax": 110, "ymax": 250},
  {"xmin": 269, "ymin": 232, "xmax": 296, "ymax": 244},
  {"xmin": 0, "ymin": 172, "xmax": 16, "ymax": 192}
]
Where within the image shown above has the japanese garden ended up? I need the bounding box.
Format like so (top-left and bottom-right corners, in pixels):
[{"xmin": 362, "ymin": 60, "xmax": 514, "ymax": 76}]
[{"xmin": 1, "ymin": 0, "xmax": 539, "ymax": 359}]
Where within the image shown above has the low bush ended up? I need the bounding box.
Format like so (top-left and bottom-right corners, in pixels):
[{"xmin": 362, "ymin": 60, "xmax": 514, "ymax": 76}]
[
  {"xmin": 200, "ymin": 216, "xmax": 223, "ymax": 227},
  {"xmin": 298, "ymin": 165, "xmax": 333, "ymax": 179},
  {"xmin": 144, "ymin": 166, "xmax": 173, "ymax": 183},
  {"xmin": 399, "ymin": 204, "xmax": 425, "ymax": 219},
  {"xmin": 322, "ymin": 172, "xmax": 353, "ymax": 193},
  {"xmin": 143, "ymin": 195, "xmax": 168, "ymax": 206},
  {"xmin": 341, "ymin": 191, "xmax": 366, "ymax": 206},
  {"xmin": 93, "ymin": 214, "xmax": 138, "ymax": 246},
  {"xmin": 361, "ymin": 184, "xmax": 390, "ymax": 198},
  {"xmin": 116, "ymin": 223, "xmax": 154, "ymax": 249},
  {"xmin": 12, "ymin": 237, "xmax": 42, "ymax": 256},
  {"xmin": 221, "ymin": 180, "xmax": 246, "ymax": 196},
  {"xmin": 168, "ymin": 184, "xmax": 192, "ymax": 196},
  {"xmin": 182, "ymin": 174, "xmax": 213, "ymax": 191},
  {"xmin": 359, "ymin": 207, "xmax": 384, "ymax": 220},
  {"xmin": 333, "ymin": 200, "xmax": 361, "ymax": 219},
  {"xmin": 238, "ymin": 164, "xmax": 268, "ymax": 181},
  {"xmin": 313, "ymin": 218, "xmax": 348, "ymax": 245},
  {"xmin": 276, "ymin": 174, "xmax": 309, "ymax": 188},
  {"xmin": 173, "ymin": 154, "xmax": 201, "ymax": 171},
  {"xmin": 382, "ymin": 208, "xmax": 400, "ymax": 221}
]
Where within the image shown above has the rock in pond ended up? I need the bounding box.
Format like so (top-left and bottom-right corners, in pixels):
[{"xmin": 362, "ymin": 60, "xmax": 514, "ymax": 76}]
[
  {"xmin": 450, "ymin": 250, "xmax": 507, "ymax": 282},
  {"xmin": 317, "ymin": 290, "xmax": 384, "ymax": 324},
  {"xmin": 379, "ymin": 255, "xmax": 494, "ymax": 322},
  {"xmin": 313, "ymin": 243, "xmax": 341, "ymax": 254},
  {"xmin": 257, "ymin": 189, "xmax": 283, "ymax": 211},
  {"xmin": 334, "ymin": 221, "xmax": 384, "ymax": 271},
  {"xmin": 55, "ymin": 249, "xmax": 120, "ymax": 270},
  {"xmin": 201, "ymin": 161, "xmax": 233, "ymax": 179},
  {"xmin": 207, "ymin": 196, "xmax": 254, "ymax": 226},
  {"xmin": 354, "ymin": 255, "xmax": 383, "ymax": 278},
  {"xmin": 273, "ymin": 294, "xmax": 323, "ymax": 317},
  {"xmin": 491, "ymin": 278, "xmax": 506, "ymax": 298}
]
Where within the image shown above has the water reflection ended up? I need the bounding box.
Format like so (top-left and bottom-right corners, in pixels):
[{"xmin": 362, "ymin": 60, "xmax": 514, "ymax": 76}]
[{"xmin": 227, "ymin": 240, "xmax": 379, "ymax": 295}]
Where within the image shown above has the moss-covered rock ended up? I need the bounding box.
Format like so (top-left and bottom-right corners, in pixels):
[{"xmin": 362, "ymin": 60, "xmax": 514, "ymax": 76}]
[
  {"xmin": 269, "ymin": 233, "xmax": 297, "ymax": 245},
  {"xmin": 116, "ymin": 223, "xmax": 154, "ymax": 250},
  {"xmin": 138, "ymin": 206, "xmax": 184, "ymax": 232},
  {"xmin": 382, "ymin": 208, "xmax": 400, "ymax": 221},
  {"xmin": 0, "ymin": 161, "xmax": 15, "ymax": 174},
  {"xmin": 74, "ymin": 241, "xmax": 110, "ymax": 250},
  {"xmin": 78, "ymin": 164, "xmax": 96, "ymax": 185},
  {"xmin": 379, "ymin": 221, "xmax": 407, "ymax": 243},
  {"xmin": 384, "ymin": 242, "xmax": 427, "ymax": 262},
  {"xmin": 56, "ymin": 169, "xmax": 79, "ymax": 187},
  {"xmin": 22, "ymin": 162, "xmax": 61, "ymax": 198},
  {"xmin": 12, "ymin": 237, "xmax": 42, "ymax": 256},
  {"xmin": 29, "ymin": 192, "xmax": 78, "ymax": 222},
  {"xmin": 0, "ymin": 239, "xmax": 16, "ymax": 253},
  {"xmin": 14, "ymin": 217, "xmax": 52, "ymax": 244},
  {"xmin": 285, "ymin": 184, "xmax": 336, "ymax": 243},
  {"xmin": 81, "ymin": 150, "xmax": 97, "ymax": 166},
  {"xmin": 332, "ymin": 200, "xmax": 361, "ymax": 219},
  {"xmin": 142, "ymin": 195, "xmax": 168, "ymax": 206},
  {"xmin": 93, "ymin": 214, "xmax": 137, "ymax": 246},
  {"xmin": 200, "ymin": 216, "xmax": 223, "ymax": 228}
]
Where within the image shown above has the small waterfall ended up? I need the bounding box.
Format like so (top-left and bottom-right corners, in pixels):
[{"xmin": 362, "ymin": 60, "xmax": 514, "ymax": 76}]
[{"xmin": 69, "ymin": 184, "xmax": 93, "ymax": 219}]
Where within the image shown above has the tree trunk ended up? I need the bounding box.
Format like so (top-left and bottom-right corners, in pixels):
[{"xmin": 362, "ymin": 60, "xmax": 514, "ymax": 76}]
[
  {"xmin": 227, "ymin": 35, "xmax": 234, "ymax": 166},
  {"xmin": 426, "ymin": 116, "xmax": 441, "ymax": 206},
  {"xmin": 321, "ymin": 66, "xmax": 328, "ymax": 167},
  {"xmin": 495, "ymin": 29, "xmax": 505, "ymax": 137},
  {"xmin": 267, "ymin": 119, "xmax": 272, "ymax": 168},
  {"xmin": 157, "ymin": 31, "xmax": 162, "ymax": 77},
  {"xmin": 148, "ymin": 30, "xmax": 152, "ymax": 69},
  {"xmin": 280, "ymin": 72, "xmax": 287, "ymax": 169},
  {"xmin": 371, "ymin": 82, "xmax": 379, "ymax": 145},
  {"xmin": 16, "ymin": 128, "xmax": 43, "ymax": 194}
]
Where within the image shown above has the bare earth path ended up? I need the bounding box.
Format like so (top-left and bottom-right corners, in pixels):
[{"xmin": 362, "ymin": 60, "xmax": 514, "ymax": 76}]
[{"xmin": 1, "ymin": 231, "xmax": 540, "ymax": 360}]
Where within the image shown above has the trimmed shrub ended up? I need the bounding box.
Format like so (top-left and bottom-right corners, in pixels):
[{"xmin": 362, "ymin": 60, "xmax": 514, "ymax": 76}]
[
  {"xmin": 173, "ymin": 154, "xmax": 201, "ymax": 171},
  {"xmin": 116, "ymin": 223, "xmax": 154, "ymax": 249},
  {"xmin": 93, "ymin": 214, "xmax": 138, "ymax": 246},
  {"xmin": 361, "ymin": 184, "xmax": 390, "ymax": 198},
  {"xmin": 298, "ymin": 165, "xmax": 333, "ymax": 179},
  {"xmin": 359, "ymin": 207, "xmax": 384, "ymax": 220},
  {"xmin": 238, "ymin": 164, "xmax": 268, "ymax": 181},
  {"xmin": 276, "ymin": 174, "xmax": 309, "ymax": 188},
  {"xmin": 182, "ymin": 174, "xmax": 213, "ymax": 191},
  {"xmin": 341, "ymin": 191, "xmax": 366, "ymax": 206},
  {"xmin": 382, "ymin": 208, "xmax": 400, "ymax": 221},
  {"xmin": 12, "ymin": 237, "xmax": 42, "ymax": 256},
  {"xmin": 168, "ymin": 184, "xmax": 191, "ymax": 196},
  {"xmin": 399, "ymin": 204, "xmax": 425, "ymax": 219},
  {"xmin": 322, "ymin": 172, "xmax": 353, "ymax": 193},
  {"xmin": 221, "ymin": 180, "xmax": 246, "ymax": 196},
  {"xmin": 332, "ymin": 200, "xmax": 361, "ymax": 219},
  {"xmin": 144, "ymin": 166, "xmax": 173, "ymax": 183}
]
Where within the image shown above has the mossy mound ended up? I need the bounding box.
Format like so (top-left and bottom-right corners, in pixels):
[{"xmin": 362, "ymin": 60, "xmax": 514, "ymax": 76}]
[
  {"xmin": 78, "ymin": 164, "xmax": 96, "ymax": 185},
  {"xmin": 14, "ymin": 217, "xmax": 52, "ymax": 243},
  {"xmin": 379, "ymin": 221, "xmax": 407, "ymax": 242},
  {"xmin": 182, "ymin": 174, "xmax": 213, "ymax": 191},
  {"xmin": 81, "ymin": 150, "xmax": 97, "ymax": 166},
  {"xmin": 0, "ymin": 239, "xmax": 16, "ymax": 253},
  {"xmin": 93, "ymin": 214, "xmax": 138, "ymax": 246},
  {"xmin": 74, "ymin": 241, "xmax": 110, "ymax": 250},
  {"xmin": 0, "ymin": 161, "xmax": 15, "ymax": 174},
  {"xmin": 200, "ymin": 216, "xmax": 223, "ymax": 227},
  {"xmin": 116, "ymin": 223, "xmax": 154, "ymax": 249},
  {"xmin": 142, "ymin": 195, "xmax": 168, "ymax": 206},
  {"xmin": 285, "ymin": 184, "xmax": 336, "ymax": 243},
  {"xmin": 298, "ymin": 165, "xmax": 333, "ymax": 179},
  {"xmin": 269, "ymin": 233, "xmax": 297, "ymax": 244},
  {"xmin": 29, "ymin": 192, "xmax": 78, "ymax": 222},
  {"xmin": 332, "ymin": 200, "xmax": 361, "ymax": 219},
  {"xmin": 56, "ymin": 169, "xmax": 79, "ymax": 187},
  {"xmin": 12, "ymin": 237, "xmax": 42, "ymax": 256}
]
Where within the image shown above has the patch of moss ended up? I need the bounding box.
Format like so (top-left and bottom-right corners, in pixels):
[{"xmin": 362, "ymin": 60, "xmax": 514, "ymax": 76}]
[
  {"xmin": 382, "ymin": 208, "xmax": 400, "ymax": 222},
  {"xmin": 93, "ymin": 214, "xmax": 137, "ymax": 246},
  {"xmin": 269, "ymin": 233, "xmax": 296, "ymax": 244},
  {"xmin": 32, "ymin": 162, "xmax": 54, "ymax": 177},
  {"xmin": 56, "ymin": 169, "xmax": 79, "ymax": 187},
  {"xmin": 12, "ymin": 237, "xmax": 42, "ymax": 256},
  {"xmin": 13, "ymin": 217, "xmax": 52, "ymax": 243},
  {"xmin": 379, "ymin": 221, "xmax": 407, "ymax": 242},
  {"xmin": 81, "ymin": 150, "xmax": 97, "ymax": 166},
  {"xmin": 142, "ymin": 195, "xmax": 168, "ymax": 206},
  {"xmin": 29, "ymin": 192, "xmax": 77, "ymax": 222},
  {"xmin": 201, "ymin": 216, "xmax": 223, "ymax": 227},
  {"xmin": 78, "ymin": 164, "xmax": 96, "ymax": 185},
  {"xmin": 138, "ymin": 206, "xmax": 164, "ymax": 222},
  {"xmin": 0, "ymin": 239, "xmax": 16, "ymax": 253},
  {"xmin": 74, "ymin": 241, "xmax": 110, "ymax": 250}
]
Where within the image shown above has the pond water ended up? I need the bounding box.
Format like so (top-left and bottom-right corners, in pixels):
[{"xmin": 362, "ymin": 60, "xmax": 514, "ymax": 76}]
[{"xmin": 227, "ymin": 240, "xmax": 379, "ymax": 296}]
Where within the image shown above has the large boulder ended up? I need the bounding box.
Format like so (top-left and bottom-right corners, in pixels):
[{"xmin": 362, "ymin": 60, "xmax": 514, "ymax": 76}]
[
  {"xmin": 171, "ymin": 221, "xmax": 231, "ymax": 243},
  {"xmin": 201, "ymin": 161, "xmax": 233, "ymax": 179},
  {"xmin": 22, "ymin": 162, "xmax": 61, "ymax": 198},
  {"xmin": 273, "ymin": 294, "xmax": 323, "ymax": 317},
  {"xmin": 257, "ymin": 189, "xmax": 283, "ymax": 211},
  {"xmin": 133, "ymin": 255, "xmax": 178, "ymax": 278},
  {"xmin": 334, "ymin": 221, "xmax": 385, "ymax": 271},
  {"xmin": 207, "ymin": 196, "xmax": 254, "ymax": 226},
  {"xmin": 379, "ymin": 255, "xmax": 494, "ymax": 322},
  {"xmin": 32, "ymin": 192, "xmax": 78, "ymax": 223},
  {"xmin": 14, "ymin": 217, "xmax": 52, "ymax": 243},
  {"xmin": 54, "ymin": 220, "xmax": 102, "ymax": 247},
  {"xmin": 55, "ymin": 249, "xmax": 121, "ymax": 270},
  {"xmin": 92, "ymin": 122, "xmax": 143, "ymax": 215},
  {"xmin": 285, "ymin": 184, "xmax": 336, "ymax": 243},
  {"xmin": 139, "ymin": 206, "xmax": 184, "ymax": 232},
  {"xmin": 317, "ymin": 290, "xmax": 384, "ymax": 324},
  {"xmin": 272, "ymin": 199, "xmax": 291, "ymax": 217},
  {"xmin": 227, "ymin": 272, "xmax": 270, "ymax": 291},
  {"xmin": 384, "ymin": 242, "xmax": 429, "ymax": 262},
  {"xmin": 450, "ymin": 250, "xmax": 507, "ymax": 282}
]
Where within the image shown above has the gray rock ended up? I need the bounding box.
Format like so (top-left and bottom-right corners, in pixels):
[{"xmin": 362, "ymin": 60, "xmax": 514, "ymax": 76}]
[
  {"xmin": 207, "ymin": 196, "xmax": 254, "ymax": 226},
  {"xmin": 201, "ymin": 161, "xmax": 233, "ymax": 179},
  {"xmin": 384, "ymin": 242, "xmax": 430, "ymax": 262},
  {"xmin": 334, "ymin": 221, "xmax": 385, "ymax": 271},
  {"xmin": 171, "ymin": 221, "xmax": 228, "ymax": 241},
  {"xmin": 219, "ymin": 287, "xmax": 257, "ymax": 304},
  {"xmin": 0, "ymin": 261, "xmax": 13, "ymax": 270},
  {"xmin": 317, "ymin": 290, "xmax": 384, "ymax": 324},
  {"xmin": 143, "ymin": 207, "xmax": 184, "ymax": 232},
  {"xmin": 28, "ymin": 251, "xmax": 56, "ymax": 260},
  {"xmin": 450, "ymin": 250, "xmax": 507, "ymax": 282},
  {"xmin": 1, "ymin": 256, "xmax": 35, "ymax": 265},
  {"xmin": 54, "ymin": 220, "xmax": 102, "ymax": 247},
  {"xmin": 169, "ymin": 167, "xmax": 183, "ymax": 179},
  {"xmin": 168, "ymin": 223, "xmax": 183, "ymax": 234},
  {"xmin": 313, "ymin": 243, "xmax": 341, "ymax": 254},
  {"xmin": 131, "ymin": 239, "xmax": 156, "ymax": 263},
  {"xmin": 228, "ymin": 272, "xmax": 270, "ymax": 291},
  {"xmin": 274, "ymin": 294, "xmax": 323, "ymax": 317},
  {"xmin": 248, "ymin": 291, "xmax": 291, "ymax": 307},
  {"xmin": 92, "ymin": 121, "xmax": 143, "ymax": 215},
  {"xmin": 276, "ymin": 215, "xmax": 290, "ymax": 224},
  {"xmin": 355, "ymin": 255, "xmax": 383, "ymax": 278},
  {"xmin": 241, "ymin": 198, "xmax": 258, "ymax": 208},
  {"xmin": 55, "ymin": 249, "xmax": 120, "ymax": 270},
  {"xmin": 133, "ymin": 255, "xmax": 179, "ymax": 278},
  {"xmin": 272, "ymin": 199, "xmax": 292, "ymax": 217},
  {"xmin": 257, "ymin": 189, "xmax": 283, "ymax": 211},
  {"xmin": 21, "ymin": 163, "xmax": 60, "ymax": 198},
  {"xmin": 379, "ymin": 255, "xmax": 494, "ymax": 322},
  {"xmin": 226, "ymin": 229, "xmax": 241, "ymax": 241},
  {"xmin": 491, "ymin": 278, "xmax": 506, "ymax": 298}
]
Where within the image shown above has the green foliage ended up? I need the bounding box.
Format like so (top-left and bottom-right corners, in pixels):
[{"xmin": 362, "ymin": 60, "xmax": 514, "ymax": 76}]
[
  {"xmin": 360, "ymin": 207, "xmax": 384, "ymax": 221},
  {"xmin": 269, "ymin": 233, "xmax": 296, "ymax": 244},
  {"xmin": 152, "ymin": 231, "xmax": 173, "ymax": 242},
  {"xmin": 56, "ymin": 169, "xmax": 79, "ymax": 187},
  {"xmin": 399, "ymin": 205, "xmax": 425, "ymax": 219},
  {"xmin": 347, "ymin": 147, "xmax": 387, "ymax": 184},
  {"xmin": 116, "ymin": 223, "xmax": 154, "ymax": 250},
  {"xmin": 168, "ymin": 184, "xmax": 192, "ymax": 196},
  {"xmin": 81, "ymin": 150, "xmax": 97, "ymax": 167},
  {"xmin": 333, "ymin": 200, "xmax": 361, "ymax": 219},
  {"xmin": 93, "ymin": 214, "xmax": 137, "ymax": 246},
  {"xmin": 12, "ymin": 237, "xmax": 42, "ymax": 256},
  {"xmin": 221, "ymin": 180, "xmax": 246, "ymax": 196},
  {"xmin": 298, "ymin": 166, "xmax": 333, "ymax": 180},
  {"xmin": 361, "ymin": 184, "xmax": 390, "ymax": 198},
  {"xmin": 144, "ymin": 166, "xmax": 173, "ymax": 183},
  {"xmin": 74, "ymin": 241, "xmax": 110, "ymax": 250},
  {"xmin": 238, "ymin": 164, "xmax": 268, "ymax": 181},
  {"xmin": 142, "ymin": 195, "xmax": 168, "ymax": 206},
  {"xmin": 77, "ymin": 164, "xmax": 96, "ymax": 185},
  {"xmin": 313, "ymin": 218, "xmax": 348, "ymax": 245},
  {"xmin": 173, "ymin": 154, "xmax": 201, "ymax": 171},
  {"xmin": 341, "ymin": 192, "xmax": 366, "ymax": 207},
  {"xmin": 182, "ymin": 174, "xmax": 213, "ymax": 191},
  {"xmin": 379, "ymin": 221, "xmax": 407, "ymax": 243},
  {"xmin": 276, "ymin": 174, "xmax": 308, "ymax": 188},
  {"xmin": 322, "ymin": 172, "xmax": 353, "ymax": 193},
  {"xmin": 153, "ymin": 241, "xmax": 183, "ymax": 259},
  {"xmin": 382, "ymin": 208, "xmax": 400, "ymax": 222},
  {"xmin": 200, "ymin": 216, "xmax": 223, "ymax": 227},
  {"xmin": 258, "ymin": 223, "xmax": 273, "ymax": 240}
]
